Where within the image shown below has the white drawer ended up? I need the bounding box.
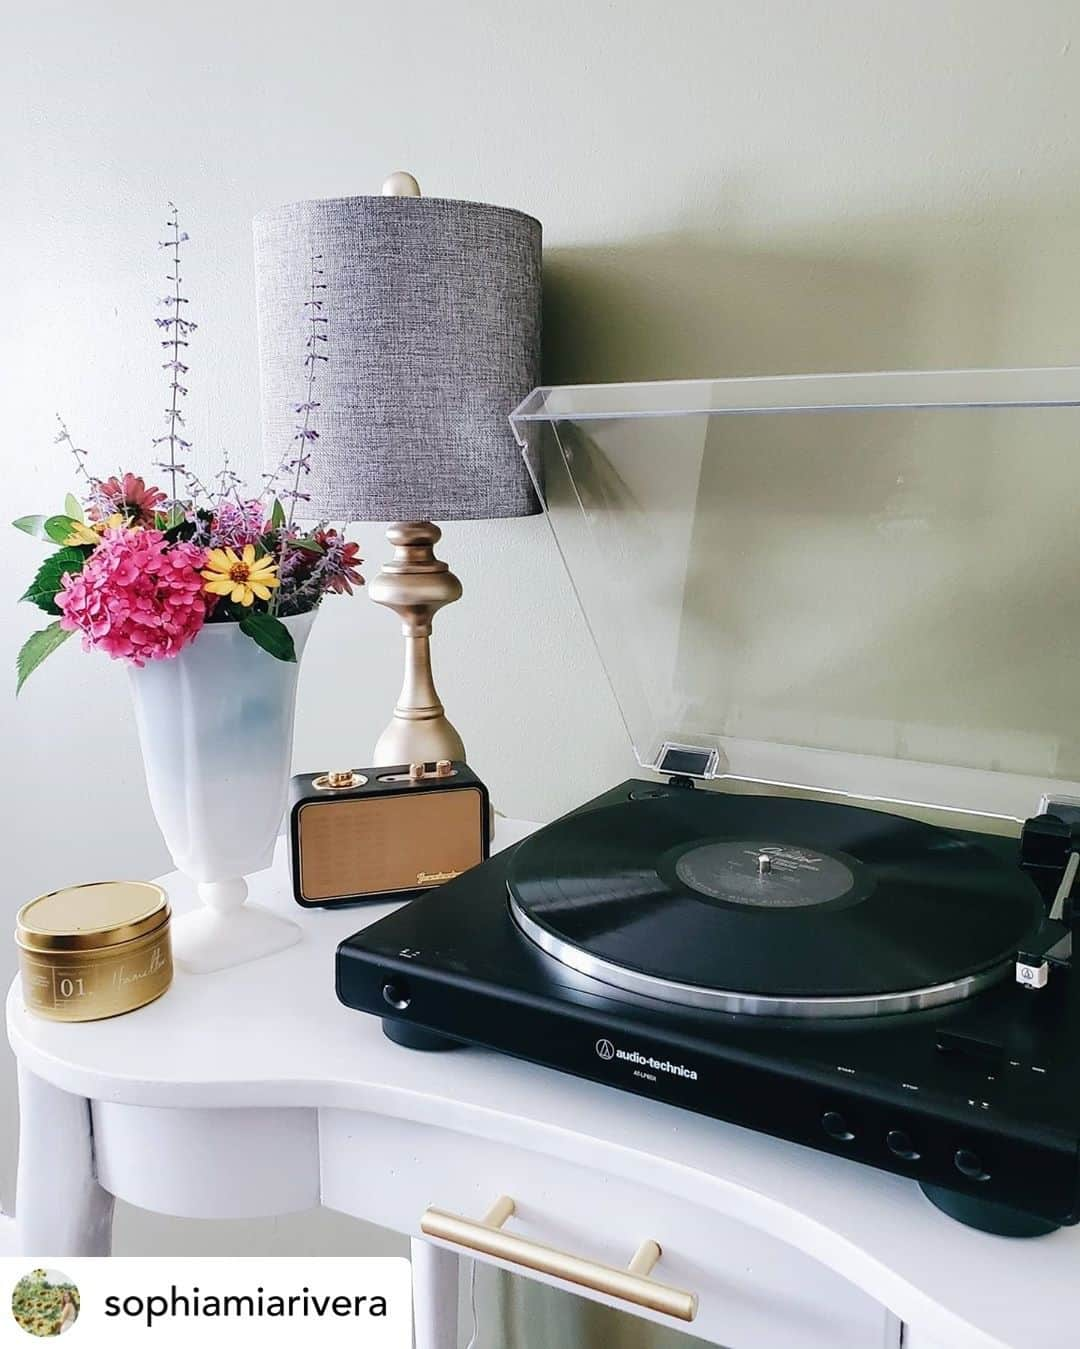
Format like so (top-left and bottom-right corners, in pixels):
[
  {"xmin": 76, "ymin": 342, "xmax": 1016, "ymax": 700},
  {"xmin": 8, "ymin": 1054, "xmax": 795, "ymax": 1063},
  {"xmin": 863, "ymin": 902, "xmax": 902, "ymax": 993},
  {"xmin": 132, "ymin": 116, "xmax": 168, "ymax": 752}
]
[
  {"xmin": 93, "ymin": 1101, "xmax": 321, "ymax": 1219},
  {"xmin": 320, "ymin": 1109, "xmax": 898, "ymax": 1349}
]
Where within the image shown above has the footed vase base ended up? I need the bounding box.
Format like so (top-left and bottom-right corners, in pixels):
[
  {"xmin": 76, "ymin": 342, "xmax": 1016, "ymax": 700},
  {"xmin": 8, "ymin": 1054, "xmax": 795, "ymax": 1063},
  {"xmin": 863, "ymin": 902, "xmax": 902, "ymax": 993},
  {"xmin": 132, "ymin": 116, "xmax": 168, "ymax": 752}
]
[{"xmin": 172, "ymin": 902, "xmax": 301, "ymax": 974}]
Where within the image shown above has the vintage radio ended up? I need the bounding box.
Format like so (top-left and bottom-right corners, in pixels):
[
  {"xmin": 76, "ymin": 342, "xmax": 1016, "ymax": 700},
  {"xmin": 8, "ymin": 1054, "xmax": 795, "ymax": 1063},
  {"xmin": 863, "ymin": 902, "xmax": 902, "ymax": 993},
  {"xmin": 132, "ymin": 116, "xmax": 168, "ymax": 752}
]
[{"xmin": 288, "ymin": 761, "xmax": 490, "ymax": 908}]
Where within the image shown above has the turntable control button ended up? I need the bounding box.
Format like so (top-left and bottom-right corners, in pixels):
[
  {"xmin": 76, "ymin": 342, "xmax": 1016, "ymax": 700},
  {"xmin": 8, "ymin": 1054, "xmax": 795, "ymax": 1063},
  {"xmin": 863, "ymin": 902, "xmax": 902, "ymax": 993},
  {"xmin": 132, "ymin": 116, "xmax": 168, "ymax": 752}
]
[
  {"xmin": 954, "ymin": 1148, "xmax": 991, "ymax": 1182},
  {"xmin": 821, "ymin": 1110, "xmax": 855, "ymax": 1142},
  {"xmin": 886, "ymin": 1129, "xmax": 921, "ymax": 1161}
]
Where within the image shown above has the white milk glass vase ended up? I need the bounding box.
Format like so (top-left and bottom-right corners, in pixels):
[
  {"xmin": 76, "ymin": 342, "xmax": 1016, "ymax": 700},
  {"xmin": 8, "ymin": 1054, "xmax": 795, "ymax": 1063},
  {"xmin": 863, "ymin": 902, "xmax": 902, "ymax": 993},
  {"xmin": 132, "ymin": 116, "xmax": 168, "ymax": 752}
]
[{"xmin": 128, "ymin": 609, "xmax": 315, "ymax": 973}]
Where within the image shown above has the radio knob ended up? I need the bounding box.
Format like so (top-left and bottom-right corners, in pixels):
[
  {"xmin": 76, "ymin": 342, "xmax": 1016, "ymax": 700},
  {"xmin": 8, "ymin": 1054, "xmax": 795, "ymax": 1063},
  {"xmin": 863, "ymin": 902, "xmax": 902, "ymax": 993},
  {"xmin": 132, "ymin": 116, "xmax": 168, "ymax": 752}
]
[{"xmin": 312, "ymin": 769, "xmax": 366, "ymax": 791}]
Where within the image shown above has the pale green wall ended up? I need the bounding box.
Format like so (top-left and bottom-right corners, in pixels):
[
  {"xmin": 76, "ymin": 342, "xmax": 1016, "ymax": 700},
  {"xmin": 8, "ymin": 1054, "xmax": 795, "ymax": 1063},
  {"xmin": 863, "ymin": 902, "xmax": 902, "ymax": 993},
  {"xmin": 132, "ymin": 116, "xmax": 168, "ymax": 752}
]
[{"xmin": 3, "ymin": 1, "xmax": 1080, "ymax": 1344}]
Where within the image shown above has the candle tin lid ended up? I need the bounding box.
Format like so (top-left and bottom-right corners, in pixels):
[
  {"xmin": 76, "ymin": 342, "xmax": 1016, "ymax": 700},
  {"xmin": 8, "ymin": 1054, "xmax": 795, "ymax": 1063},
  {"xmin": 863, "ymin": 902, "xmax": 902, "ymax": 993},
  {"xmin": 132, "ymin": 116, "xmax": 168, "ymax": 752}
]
[{"xmin": 16, "ymin": 881, "xmax": 170, "ymax": 954}]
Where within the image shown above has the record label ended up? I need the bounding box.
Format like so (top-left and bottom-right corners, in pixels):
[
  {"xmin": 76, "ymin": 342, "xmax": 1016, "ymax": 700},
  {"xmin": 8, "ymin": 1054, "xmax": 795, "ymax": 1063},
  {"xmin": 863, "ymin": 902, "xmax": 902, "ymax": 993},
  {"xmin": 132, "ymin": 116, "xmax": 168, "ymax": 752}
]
[{"xmin": 673, "ymin": 839, "xmax": 856, "ymax": 908}]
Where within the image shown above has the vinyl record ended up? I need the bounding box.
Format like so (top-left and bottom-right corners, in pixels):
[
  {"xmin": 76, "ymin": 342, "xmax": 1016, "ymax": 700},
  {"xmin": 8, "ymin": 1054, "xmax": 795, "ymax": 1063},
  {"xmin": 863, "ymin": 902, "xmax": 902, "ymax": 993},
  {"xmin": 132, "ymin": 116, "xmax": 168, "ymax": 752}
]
[{"xmin": 506, "ymin": 792, "xmax": 1045, "ymax": 1017}]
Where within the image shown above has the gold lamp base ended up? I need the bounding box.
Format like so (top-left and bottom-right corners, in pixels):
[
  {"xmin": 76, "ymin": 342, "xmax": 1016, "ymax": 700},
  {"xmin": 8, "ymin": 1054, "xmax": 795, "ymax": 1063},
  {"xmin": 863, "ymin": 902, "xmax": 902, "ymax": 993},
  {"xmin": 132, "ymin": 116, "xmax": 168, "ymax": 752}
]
[{"xmin": 369, "ymin": 521, "xmax": 467, "ymax": 767}]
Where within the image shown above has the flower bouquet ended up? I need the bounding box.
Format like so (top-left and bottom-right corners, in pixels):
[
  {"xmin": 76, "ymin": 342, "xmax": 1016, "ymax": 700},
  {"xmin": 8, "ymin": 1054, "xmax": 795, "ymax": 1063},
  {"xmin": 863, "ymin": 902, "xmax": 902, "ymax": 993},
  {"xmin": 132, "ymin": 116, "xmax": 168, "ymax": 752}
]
[
  {"xmin": 13, "ymin": 207, "xmax": 362, "ymax": 971},
  {"xmin": 15, "ymin": 206, "xmax": 361, "ymax": 689}
]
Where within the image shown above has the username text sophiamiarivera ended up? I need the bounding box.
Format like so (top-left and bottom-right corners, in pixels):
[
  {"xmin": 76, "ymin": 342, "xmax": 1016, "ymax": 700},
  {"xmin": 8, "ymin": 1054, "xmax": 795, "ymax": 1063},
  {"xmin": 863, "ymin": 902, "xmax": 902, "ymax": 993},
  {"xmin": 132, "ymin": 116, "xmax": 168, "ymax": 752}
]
[{"xmin": 105, "ymin": 1284, "xmax": 389, "ymax": 1327}]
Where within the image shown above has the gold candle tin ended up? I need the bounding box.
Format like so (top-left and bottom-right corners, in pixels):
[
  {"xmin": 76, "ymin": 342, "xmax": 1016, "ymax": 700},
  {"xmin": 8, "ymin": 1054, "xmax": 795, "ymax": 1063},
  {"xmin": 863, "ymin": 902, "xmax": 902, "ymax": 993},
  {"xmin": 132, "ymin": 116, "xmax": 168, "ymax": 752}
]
[{"xmin": 16, "ymin": 881, "xmax": 173, "ymax": 1022}]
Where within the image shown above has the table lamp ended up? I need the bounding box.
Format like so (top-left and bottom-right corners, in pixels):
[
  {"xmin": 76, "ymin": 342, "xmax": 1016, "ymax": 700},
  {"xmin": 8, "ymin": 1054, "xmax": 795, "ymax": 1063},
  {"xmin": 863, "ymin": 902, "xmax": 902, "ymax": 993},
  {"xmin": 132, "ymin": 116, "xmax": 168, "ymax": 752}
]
[{"xmin": 254, "ymin": 173, "xmax": 542, "ymax": 765}]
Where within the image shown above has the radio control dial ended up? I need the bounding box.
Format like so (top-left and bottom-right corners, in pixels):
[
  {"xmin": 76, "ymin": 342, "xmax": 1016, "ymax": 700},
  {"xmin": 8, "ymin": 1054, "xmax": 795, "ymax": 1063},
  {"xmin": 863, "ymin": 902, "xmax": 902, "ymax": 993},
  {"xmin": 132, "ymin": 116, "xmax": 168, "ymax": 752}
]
[{"xmin": 312, "ymin": 769, "xmax": 367, "ymax": 791}]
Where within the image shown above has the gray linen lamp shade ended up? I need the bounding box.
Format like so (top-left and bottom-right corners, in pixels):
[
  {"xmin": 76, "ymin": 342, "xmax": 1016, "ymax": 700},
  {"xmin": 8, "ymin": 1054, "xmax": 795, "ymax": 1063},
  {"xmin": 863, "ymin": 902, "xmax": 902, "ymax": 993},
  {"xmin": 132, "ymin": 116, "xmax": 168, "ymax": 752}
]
[
  {"xmin": 252, "ymin": 182, "xmax": 542, "ymax": 768},
  {"xmin": 253, "ymin": 193, "xmax": 542, "ymax": 521}
]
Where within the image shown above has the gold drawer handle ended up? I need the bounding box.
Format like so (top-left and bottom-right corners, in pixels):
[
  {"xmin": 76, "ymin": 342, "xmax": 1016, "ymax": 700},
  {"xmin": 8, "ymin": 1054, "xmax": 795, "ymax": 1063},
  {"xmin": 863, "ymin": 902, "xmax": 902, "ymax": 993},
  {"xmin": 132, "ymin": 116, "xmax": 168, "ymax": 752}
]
[{"xmin": 420, "ymin": 1194, "xmax": 698, "ymax": 1323}]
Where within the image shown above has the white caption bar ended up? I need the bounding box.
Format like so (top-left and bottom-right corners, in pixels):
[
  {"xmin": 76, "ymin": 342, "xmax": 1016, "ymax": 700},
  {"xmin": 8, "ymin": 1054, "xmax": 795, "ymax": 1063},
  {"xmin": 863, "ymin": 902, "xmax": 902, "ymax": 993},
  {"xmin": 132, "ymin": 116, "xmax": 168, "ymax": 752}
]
[{"xmin": 2, "ymin": 1256, "xmax": 411, "ymax": 1347}]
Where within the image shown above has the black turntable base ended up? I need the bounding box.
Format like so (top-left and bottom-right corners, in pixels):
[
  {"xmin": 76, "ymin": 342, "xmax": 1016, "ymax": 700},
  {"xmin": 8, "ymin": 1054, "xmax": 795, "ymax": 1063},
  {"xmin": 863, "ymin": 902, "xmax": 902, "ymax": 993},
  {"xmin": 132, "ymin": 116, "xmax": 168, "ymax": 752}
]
[{"xmin": 336, "ymin": 779, "xmax": 1080, "ymax": 1237}]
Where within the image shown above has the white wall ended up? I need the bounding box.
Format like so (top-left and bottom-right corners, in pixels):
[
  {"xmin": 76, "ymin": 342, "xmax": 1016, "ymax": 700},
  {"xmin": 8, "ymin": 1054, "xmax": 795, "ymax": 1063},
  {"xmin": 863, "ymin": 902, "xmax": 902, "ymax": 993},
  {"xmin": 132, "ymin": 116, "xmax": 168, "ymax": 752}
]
[{"xmin": 3, "ymin": 0, "xmax": 1080, "ymax": 1340}]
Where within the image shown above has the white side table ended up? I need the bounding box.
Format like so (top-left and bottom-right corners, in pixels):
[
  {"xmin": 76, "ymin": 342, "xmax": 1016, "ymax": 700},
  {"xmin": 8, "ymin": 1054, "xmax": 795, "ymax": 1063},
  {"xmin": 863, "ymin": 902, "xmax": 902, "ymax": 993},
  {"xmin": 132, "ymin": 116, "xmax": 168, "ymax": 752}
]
[{"xmin": 8, "ymin": 822, "xmax": 1080, "ymax": 1349}]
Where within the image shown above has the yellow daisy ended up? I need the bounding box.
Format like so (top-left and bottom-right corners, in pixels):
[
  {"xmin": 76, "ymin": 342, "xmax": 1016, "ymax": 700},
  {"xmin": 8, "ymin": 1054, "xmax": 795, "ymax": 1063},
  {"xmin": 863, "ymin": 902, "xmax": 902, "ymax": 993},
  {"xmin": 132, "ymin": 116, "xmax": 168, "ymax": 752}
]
[
  {"xmin": 201, "ymin": 544, "xmax": 280, "ymax": 607},
  {"xmin": 63, "ymin": 514, "xmax": 127, "ymax": 547}
]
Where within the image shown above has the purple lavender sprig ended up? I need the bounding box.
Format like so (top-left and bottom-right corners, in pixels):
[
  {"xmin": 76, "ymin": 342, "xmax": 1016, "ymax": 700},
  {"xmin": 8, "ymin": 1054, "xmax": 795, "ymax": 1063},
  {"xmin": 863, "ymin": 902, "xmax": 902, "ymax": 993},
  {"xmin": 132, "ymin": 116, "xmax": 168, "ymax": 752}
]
[
  {"xmin": 212, "ymin": 448, "xmax": 244, "ymax": 506},
  {"xmin": 150, "ymin": 204, "xmax": 197, "ymax": 505},
  {"xmin": 287, "ymin": 253, "xmax": 329, "ymax": 525},
  {"xmin": 264, "ymin": 253, "xmax": 328, "ymax": 615},
  {"xmin": 263, "ymin": 253, "xmax": 328, "ymax": 522},
  {"xmin": 54, "ymin": 415, "xmax": 109, "ymax": 519},
  {"xmin": 177, "ymin": 464, "xmax": 214, "ymax": 506}
]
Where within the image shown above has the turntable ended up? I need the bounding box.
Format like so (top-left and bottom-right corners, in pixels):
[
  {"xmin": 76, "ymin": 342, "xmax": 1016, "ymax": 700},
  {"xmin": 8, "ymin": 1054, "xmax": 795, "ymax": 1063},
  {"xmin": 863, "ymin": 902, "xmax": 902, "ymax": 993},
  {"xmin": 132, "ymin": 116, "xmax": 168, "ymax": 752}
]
[{"xmin": 337, "ymin": 367, "xmax": 1080, "ymax": 1237}]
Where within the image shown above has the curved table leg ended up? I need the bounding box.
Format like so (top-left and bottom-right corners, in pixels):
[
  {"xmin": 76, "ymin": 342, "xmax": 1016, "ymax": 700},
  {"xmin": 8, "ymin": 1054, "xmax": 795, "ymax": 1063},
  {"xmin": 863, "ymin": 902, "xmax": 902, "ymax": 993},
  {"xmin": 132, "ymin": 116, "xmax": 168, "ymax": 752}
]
[
  {"xmin": 411, "ymin": 1237, "xmax": 460, "ymax": 1349},
  {"xmin": 16, "ymin": 1065, "xmax": 114, "ymax": 1256}
]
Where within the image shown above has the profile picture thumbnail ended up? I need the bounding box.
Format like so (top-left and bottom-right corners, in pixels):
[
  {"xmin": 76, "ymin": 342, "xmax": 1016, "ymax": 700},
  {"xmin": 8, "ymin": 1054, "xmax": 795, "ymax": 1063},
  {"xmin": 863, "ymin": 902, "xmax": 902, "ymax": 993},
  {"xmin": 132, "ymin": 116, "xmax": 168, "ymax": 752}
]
[{"xmin": 12, "ymin": 1269, "xmax": 80, "ymax": 1337}]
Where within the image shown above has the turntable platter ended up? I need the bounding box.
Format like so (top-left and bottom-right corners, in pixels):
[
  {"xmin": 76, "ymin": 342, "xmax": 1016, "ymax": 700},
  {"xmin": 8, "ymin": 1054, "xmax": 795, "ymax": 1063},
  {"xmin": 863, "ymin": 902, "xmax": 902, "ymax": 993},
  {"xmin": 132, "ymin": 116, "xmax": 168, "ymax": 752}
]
[{"xmin": 506, "ymin": 792, "xmax": 1045, "ymax": 1017}]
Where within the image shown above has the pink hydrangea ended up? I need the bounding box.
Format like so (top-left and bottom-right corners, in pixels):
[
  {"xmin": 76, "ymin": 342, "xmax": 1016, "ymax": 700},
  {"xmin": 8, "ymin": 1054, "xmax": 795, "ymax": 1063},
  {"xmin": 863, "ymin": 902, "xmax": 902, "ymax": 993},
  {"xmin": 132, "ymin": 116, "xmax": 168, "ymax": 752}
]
[{"xmin": 56, "ymin": 529, "xmax": 208, "ymax": 666}]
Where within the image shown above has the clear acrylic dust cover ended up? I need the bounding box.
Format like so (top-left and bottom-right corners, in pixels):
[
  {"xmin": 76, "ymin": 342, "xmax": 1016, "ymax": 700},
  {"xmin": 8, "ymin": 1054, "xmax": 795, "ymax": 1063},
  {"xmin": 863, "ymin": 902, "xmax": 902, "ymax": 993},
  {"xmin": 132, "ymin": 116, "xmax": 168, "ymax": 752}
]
[{"xmin": 511, "ymin": 368, "xmax": 1080, "ymax": 822}]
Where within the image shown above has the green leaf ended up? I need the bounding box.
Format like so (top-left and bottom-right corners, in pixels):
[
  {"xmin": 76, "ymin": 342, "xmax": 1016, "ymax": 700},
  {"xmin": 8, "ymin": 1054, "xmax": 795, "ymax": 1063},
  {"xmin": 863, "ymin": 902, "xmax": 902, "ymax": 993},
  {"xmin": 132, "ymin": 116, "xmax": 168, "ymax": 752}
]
[
  {"xmin": 239, "ymin": 612, "xmax": 297, "ymax": 662},
  {"xmin": 20, "ymin": 547, "xmax": 87, "ymax": 615},
  {"xmin": 270, "ymin": 498, "xmax": 286, "ymax": 529},
  {"xmin": 12, "ymin": 515, "xmax": 47, "ymax": 539},
  {"xmin": 16, "ymin": 622, "xmax": 73, "ymax": 694},
  {"xmin": 64, "ymin": 493, "xmax": 84, "ymax": 523},
  {"xmin": 290, "ymin": 536, "xmax": 325, "ymax": 555},
  {"xmin": 44, "ymin": 515, "xmax": 78, "ymax": 545}
]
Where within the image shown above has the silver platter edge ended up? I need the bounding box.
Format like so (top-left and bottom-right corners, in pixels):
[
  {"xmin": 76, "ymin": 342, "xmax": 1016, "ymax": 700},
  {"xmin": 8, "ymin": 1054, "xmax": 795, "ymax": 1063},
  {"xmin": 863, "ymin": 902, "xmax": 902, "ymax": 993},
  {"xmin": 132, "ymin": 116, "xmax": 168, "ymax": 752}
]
[{"xmin": 508, "ymin": 891, "xmax": 1010, "ymax": 1019}]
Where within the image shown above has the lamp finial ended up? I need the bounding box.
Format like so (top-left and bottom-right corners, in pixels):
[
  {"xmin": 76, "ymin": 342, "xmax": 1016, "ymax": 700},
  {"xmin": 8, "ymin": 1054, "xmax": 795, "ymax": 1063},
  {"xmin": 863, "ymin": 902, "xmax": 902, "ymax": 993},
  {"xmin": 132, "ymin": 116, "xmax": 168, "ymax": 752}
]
[{"xmin": 382, "ymin": 171, "xmax": 421, "ymax": 198}]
